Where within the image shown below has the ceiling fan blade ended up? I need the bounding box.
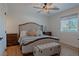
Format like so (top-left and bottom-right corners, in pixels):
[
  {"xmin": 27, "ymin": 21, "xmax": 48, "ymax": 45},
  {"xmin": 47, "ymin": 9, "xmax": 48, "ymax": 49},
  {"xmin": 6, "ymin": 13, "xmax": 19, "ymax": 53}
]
[
  {"xmin": 48, "ymin": 8, "xmax": 59, "ymax": 10},
  {"xmin": 33, "ymin": 6, "xmax": 42, "ymax": 9}
]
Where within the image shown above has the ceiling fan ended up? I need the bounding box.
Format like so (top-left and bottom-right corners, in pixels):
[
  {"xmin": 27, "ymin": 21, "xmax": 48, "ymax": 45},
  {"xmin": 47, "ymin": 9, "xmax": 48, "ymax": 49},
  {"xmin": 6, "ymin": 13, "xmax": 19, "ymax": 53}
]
[{"xmin": 34, "ymin": 3, "xmax": 59, "ymax": 13}]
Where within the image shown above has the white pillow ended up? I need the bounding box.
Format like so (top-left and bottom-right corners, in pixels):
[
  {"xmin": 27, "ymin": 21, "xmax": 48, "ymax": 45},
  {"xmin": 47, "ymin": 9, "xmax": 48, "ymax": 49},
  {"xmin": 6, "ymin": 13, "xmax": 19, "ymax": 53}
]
[
  {"xmin": 20, "ymin": 31, "xmax": 27, "ymax": 37},
  {"xmin": 36, "ymin": 30, "xmax": 43, "ymax": 36}
]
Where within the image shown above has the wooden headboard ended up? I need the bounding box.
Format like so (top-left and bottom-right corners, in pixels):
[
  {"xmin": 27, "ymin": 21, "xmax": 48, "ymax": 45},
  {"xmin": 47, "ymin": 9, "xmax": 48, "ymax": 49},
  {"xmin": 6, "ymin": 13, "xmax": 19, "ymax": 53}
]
[{"xmin": 19, "ymin": 22, "xmax": 43, "ymax": 36}]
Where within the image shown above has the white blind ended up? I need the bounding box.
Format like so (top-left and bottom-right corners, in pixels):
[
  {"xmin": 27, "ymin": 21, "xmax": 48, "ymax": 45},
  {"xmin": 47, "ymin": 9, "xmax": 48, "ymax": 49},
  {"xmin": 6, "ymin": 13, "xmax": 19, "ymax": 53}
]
[{"xmin": 60, "ymin": 14, "xmax": 78, "ymax": 32}]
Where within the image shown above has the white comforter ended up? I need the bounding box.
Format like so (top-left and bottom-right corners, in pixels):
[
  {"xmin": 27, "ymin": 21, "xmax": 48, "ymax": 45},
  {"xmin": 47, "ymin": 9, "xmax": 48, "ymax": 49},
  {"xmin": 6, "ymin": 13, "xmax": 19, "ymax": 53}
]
[{"xmin": 18, "ymin": 35, "xmax": 58, "ymax": 45}]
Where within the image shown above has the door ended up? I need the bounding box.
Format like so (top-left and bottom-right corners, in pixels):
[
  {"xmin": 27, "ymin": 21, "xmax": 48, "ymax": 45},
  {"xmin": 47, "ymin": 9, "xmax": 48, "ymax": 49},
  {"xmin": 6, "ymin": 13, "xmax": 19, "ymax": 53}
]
[{"xmin": 0, "ymin": 4, "xmax": 6, "ymax": 56}]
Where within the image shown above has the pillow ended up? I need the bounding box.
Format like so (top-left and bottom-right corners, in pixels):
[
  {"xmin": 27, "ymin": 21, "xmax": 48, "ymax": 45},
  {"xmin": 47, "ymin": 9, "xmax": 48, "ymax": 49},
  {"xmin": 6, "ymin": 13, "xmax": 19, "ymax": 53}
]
[
  {"xmin": 20, "ymin": 31, "xmax": 27, "ymax": 37},
  {"xmin": 27, "ymin": 31, "xmax": 37, "ymax": 36},
  {"xmin": 36, "ymin": 30, "xmax": 43, "ymax": 36}
]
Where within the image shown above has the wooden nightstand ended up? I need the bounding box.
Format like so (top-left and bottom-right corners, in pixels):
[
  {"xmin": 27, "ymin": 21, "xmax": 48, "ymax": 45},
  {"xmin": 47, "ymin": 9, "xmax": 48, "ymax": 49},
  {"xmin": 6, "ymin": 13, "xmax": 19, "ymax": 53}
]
[
  {"xmin": 7, "ymin": 33, "xmax": 19, "ymax": 46},
  {"xmin": 43, "ymin": 32, "xmax": 52, "ymax": 36}
]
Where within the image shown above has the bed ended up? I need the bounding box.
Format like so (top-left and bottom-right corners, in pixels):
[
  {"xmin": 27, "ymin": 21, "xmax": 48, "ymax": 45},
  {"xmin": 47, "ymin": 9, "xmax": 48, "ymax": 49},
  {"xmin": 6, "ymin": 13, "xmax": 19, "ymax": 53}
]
[{"xmin": 18, "ymin": 22, "xmax": 60, "ymax": 55}]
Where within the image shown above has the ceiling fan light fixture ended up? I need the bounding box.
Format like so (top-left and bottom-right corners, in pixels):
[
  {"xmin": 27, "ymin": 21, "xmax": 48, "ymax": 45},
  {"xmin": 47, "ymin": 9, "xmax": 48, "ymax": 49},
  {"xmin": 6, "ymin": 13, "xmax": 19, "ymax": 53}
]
[{"xmin": 34, "ymin": 3, "xmax": 59, "ymax": 13}]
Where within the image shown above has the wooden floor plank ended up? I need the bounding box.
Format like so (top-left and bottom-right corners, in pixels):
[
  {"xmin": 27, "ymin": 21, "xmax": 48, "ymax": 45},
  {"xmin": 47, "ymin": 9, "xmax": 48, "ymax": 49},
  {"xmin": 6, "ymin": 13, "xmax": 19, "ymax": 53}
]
[{"xmin": 6, "ymin": 45, "xmax": 22, "ymax": 56}]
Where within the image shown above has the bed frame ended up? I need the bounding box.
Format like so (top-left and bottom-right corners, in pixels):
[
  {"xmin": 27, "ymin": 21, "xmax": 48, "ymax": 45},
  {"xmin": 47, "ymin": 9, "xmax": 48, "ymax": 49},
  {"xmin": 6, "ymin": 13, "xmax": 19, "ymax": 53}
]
[
  {"xmin": 19, "ymin": 22, "xmax": 60, "ymax": 55},
  {"xmin": 19, "ymin": 22, "xmax": 43, "ymax": 37}
]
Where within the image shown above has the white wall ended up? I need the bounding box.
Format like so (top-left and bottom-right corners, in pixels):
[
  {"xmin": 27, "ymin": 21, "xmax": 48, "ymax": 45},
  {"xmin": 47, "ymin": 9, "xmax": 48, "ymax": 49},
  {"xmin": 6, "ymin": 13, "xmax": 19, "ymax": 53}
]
[
  {"xmin": 6, "ymin": 4, "xmax": 49, "ymax": 33},
  {"xmin": 48, "ymin": 6, "xmax": 79, "ymax": 48},
  {"xmin": 6, "ymin": 14, "xmax": 48, "ymax": 33}
]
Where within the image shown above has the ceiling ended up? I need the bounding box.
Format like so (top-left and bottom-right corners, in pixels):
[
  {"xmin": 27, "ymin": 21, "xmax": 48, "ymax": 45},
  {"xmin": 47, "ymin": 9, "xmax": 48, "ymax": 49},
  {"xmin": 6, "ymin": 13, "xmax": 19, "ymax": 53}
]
[{"xmin": 7, "ymin": 3, "xmax": 79, "ymax": 16}]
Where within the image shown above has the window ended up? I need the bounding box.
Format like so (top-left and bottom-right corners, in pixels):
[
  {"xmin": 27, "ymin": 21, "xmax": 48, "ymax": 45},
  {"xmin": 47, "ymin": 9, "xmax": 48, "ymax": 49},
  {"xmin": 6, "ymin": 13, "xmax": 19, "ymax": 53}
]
[{"xmin": 61, "ymin": 14, "xmax": 78, "ymax": 32}]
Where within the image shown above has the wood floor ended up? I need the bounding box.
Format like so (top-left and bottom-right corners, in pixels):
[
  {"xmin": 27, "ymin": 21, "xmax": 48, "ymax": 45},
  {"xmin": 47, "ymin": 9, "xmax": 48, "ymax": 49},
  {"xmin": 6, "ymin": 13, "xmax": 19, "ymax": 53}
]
[
  {"xmin": 5, "ymin": 43, "xmax": 79, "ymax": 56},
  {"xmin": 6, "ymin": 45, "xmax": 22, "ymax": 56}
]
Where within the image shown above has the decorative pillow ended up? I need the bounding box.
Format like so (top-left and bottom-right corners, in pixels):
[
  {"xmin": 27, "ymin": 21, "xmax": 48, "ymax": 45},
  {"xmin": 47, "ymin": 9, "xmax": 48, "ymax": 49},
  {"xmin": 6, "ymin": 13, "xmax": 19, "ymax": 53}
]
[
  {"xmin": 27, "ymin": 31, "xmax": 37, "ymax": 36},
  {"xmin": 20, "ymin": 31, "xmax": 27, "ymax": 37},
  {"xmin": 36, "ymin": 30, "xmax": 43, "ymax": 36}
]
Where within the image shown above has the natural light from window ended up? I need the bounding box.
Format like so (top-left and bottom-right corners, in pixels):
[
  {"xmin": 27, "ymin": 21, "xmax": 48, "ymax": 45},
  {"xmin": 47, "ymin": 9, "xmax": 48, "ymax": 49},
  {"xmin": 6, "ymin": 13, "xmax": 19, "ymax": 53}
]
[{"xmin": 61, "ymin": 15, "xmax": 78, "ymax": 32}]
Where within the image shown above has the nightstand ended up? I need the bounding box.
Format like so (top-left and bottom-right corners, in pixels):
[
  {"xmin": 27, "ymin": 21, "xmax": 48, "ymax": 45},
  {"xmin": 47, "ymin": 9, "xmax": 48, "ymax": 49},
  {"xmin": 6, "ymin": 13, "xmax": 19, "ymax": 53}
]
[
  {"xmin": 43, "ymin": 32, "xmax": 52, "ymax": 36},
  {"xmin": 7, "ymin": 33, "xmax": 19, "ymax": 46}
]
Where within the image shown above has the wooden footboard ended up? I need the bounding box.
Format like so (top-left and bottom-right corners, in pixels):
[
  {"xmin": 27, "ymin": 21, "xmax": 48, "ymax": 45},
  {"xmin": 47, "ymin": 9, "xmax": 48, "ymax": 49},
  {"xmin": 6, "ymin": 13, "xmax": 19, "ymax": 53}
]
[
  {"xmin": 21, "ymin": 37, "xmax": 59, "ymax": 46},
  {"xmin": 20, "ymin": 37, "xmax": 60, "ymax": 55}
]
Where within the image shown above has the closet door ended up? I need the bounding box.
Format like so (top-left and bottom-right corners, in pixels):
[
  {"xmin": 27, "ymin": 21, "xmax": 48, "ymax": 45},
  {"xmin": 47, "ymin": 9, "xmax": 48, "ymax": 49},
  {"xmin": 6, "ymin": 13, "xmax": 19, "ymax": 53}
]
[{"xmin": 0, "ymin": 4, "xmax": 6, "ymax": 56}]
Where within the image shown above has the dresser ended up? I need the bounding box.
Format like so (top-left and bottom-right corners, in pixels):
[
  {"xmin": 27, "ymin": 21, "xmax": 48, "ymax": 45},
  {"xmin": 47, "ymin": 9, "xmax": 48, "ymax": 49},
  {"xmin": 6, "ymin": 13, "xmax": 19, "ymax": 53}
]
[{"xmin": 7, "ymin": 33, "xmax": 19, "ymax": 46}]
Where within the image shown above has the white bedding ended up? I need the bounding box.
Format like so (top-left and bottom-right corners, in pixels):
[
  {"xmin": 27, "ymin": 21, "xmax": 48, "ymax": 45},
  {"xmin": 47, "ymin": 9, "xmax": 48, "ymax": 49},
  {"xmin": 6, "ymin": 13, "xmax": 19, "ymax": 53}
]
[
  {"xmin": 18, "ymin": 35, "xmax": 59, "ymax": 54},
  {"xmin": 18, "ymin": 35, "xmax": 58, "ymax": 45}
]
